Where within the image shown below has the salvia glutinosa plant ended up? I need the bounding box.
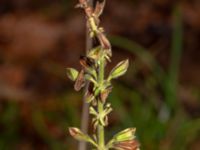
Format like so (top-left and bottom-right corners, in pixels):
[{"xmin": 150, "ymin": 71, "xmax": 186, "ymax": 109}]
[{"xmin": 66, "ymin": 0, "xmax": 140, "ymax": 149}]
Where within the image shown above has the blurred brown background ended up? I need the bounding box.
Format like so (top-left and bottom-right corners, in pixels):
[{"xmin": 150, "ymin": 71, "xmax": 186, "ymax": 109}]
[{"xmin": 0, "ymin": 0, "xmax": 200, "ymax": 150}]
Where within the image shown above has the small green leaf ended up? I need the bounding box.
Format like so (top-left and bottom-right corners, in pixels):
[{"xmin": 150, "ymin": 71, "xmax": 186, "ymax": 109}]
[
  {"xmin": 108, "ymin": 59, "xmax": 129, "ymax": 80},
  {"xmin": 66, "ymin": 68, "xmax": 79, "ymax": 81}
]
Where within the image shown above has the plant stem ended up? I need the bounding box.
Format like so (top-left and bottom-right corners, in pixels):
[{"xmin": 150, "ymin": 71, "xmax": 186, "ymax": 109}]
[
  {"xmin": 98, "ymin": 101, "xmax": 105, "ymax": 149},
  {"xmin": 98, "ymin": 57, "xmax": 105, "ymax": 149},
  {"xmin": 79, "ymin": 1, "xmax": 93, "ymax": 149}
]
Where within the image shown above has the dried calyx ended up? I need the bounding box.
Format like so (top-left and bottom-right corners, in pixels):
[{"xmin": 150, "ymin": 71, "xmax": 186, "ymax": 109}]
[{"xmin": 66, "ymin": 0, "xmax": 140, "ymax": 150}]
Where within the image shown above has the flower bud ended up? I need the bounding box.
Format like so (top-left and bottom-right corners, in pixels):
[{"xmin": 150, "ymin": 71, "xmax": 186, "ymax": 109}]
[
  {"xmin": 66, "ymin": 68, "xmax": 79, "ymax": 81},
  {"xmin": 69, "ymin": 127, "xmax": 90, "ymax": 142},
  {"xmin": 113, "ymin": 128, "xmax": 136, "ymax": 142},
  {"xmin": 108, "ymin": 59, "xmax": 129, "ymax": 80},
  {"xmin": 69, "ymin": 127, "xmax": 98, "ymax": 148}
]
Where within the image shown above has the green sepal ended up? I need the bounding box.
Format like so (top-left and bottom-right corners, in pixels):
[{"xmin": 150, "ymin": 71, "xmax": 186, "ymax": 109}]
[
  {"xmin": 66, "ymin": 68, "xmax": 79, "ymax": 81},
  {"xmin": 108, "ymin": 59, "xmax": 129, "ymax": 80}
]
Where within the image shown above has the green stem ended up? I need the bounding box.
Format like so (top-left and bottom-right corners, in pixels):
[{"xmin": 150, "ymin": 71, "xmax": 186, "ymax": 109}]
[
  {"xmin": 98, "ymin": 57, "xmax": 105, "ymax": 149},
  {"xmin": 98, "ymin": 101, "xmax": 105, "ymax": 149}
]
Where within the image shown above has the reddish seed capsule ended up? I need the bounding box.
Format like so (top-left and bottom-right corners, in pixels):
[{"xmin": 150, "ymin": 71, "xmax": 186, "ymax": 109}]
[
  {"xmin": 114, "ymin": 140, "xmax": 140, "ymax": 150},
  {"xmin": 74, "ymin": 69, "xmax": 85, "ymax": 91}
]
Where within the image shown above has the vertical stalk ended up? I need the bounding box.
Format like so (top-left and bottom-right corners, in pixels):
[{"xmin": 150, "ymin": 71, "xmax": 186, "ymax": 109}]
[
  {"xmin": 79, "ymin": 1, "xmax": 93, "ymax": 150},
  {"xmin": 98, "ymin": 58, "xmax": 105, "ymax": 149},
  {"xmin": 79, "ymin": 89, "xmax": 89, "ymax": 150},
  {"xmin": 98, "ymin": 102, "xmax": 105, "ymax": 149}
]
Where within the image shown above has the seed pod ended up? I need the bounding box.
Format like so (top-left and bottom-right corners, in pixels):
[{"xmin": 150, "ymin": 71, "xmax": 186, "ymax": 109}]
[
  {"xmin": 74, "ymin": 69, "xmax": 85, "ymax": 91},
  {"xmin": 113, "ymin": 140, "xmax": 140, "ymax": 150},
  {"xmin": 97, "ymin": 33, "xmax": 112, "ymax": 56},
  {"xmin": 69, "ymin": 127, "xmax": 98, "ymax": 148},
  {"xmin": 94, "ymin": 0, "xmax": 105, "ymax": 17},
  {"xmin": 69, "ymin": 127, "xmax": 90, "ymax": 141}
]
